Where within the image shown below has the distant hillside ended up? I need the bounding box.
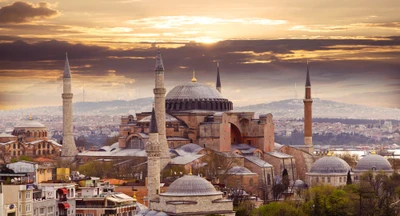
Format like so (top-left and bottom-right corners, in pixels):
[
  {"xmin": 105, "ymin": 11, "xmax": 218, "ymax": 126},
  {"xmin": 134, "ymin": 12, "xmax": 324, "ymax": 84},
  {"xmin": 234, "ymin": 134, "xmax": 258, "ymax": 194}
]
[
  {"xmin": 2, "ymin": 98, "xmax": 399, "ymax": 120},
  {"xmin": 1, "ymin": 97, "xmax": 153, "ymax": 116},
  {"xmin": 234, "ymin": 98, "xmax": 400, "ymax": 120}
]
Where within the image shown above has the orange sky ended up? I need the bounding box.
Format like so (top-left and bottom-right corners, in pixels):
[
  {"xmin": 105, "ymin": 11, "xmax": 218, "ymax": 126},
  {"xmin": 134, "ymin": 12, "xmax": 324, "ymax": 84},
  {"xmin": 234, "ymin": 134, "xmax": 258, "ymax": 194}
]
[{"xmin": 0, "ymin": 0, "xmax": 399, "ymax": 110}]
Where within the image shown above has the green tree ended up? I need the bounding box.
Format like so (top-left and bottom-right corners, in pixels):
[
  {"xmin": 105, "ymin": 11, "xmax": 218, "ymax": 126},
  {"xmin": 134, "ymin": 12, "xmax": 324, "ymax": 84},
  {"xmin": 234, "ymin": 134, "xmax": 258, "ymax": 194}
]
[
  {"xmin": 252, "ymin": 201, "xmax": 306, "ymax": 216},
  {"xmin": 77, "ymin": 161, "xmax": 117, "ymax": 178}
]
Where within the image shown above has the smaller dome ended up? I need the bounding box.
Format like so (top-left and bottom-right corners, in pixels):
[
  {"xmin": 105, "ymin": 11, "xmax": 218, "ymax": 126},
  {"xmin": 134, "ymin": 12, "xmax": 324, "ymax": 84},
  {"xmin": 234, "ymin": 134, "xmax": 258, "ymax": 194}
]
[
  {"xmin": 138, "ymin": 209, "xmax": 149, "ymax": 215},
  {"xmin": 355, "ymin": 154, "xmax": 392, "ymax": 171},
  {"xmin": 163, "ymin": 175, "xmax": 221, "ymax": 196},
  {"xmin": 294, "ymin": 179, "xmax": 307, "ymax": 188},
  {"xmin": 145, "ymin": 210, "xmax": 158, "ymax": 216},
  {"xmin": 0, "ymin": 133, "xmax": 16, "ymax": 138},
  {"xmin": 310, "ymin": 156, "xmax": 350, "ymax": 174},
  {"xmin": 155, "ymin": 212, "xmax": 168, "ymax": 216},
  {"xmin": 15, "ymin": 120, "xmax": 46, "ymax": 128},
  {"xmin": 227, "ymin": 166, "xmax": 254, "ymax": 175},
  {"xmin": 139, "ymin": 113, "xmax": 179, "ymax": 123}
]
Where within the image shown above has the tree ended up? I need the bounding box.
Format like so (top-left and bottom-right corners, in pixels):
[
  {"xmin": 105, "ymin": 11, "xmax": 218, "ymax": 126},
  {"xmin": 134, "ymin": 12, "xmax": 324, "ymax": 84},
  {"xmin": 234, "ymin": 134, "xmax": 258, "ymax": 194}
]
[
  {"xmin": 302, "ymin": 185, "xmax": 355, "ymax": 216},
  {"xmin": 202, "ymin": 151, "xmax": 239, "ymax": 181},
  {"xmin": 339, "ymin": 153, "xmax": 358, "ymax": 168},
  {"xmin": 252, "ymin": 201, "xmax": 306, "ymax": 216},
  {"xmin": 77, "ymin": 161, "xmax": 117, "ymax": 178},
  {"xmin": 282, "ymin": 168, "xmax": 289, "ymax": 191},
  {"xmin": 346, "ymin": 170, "xmax": 352, "ymax": 185}
]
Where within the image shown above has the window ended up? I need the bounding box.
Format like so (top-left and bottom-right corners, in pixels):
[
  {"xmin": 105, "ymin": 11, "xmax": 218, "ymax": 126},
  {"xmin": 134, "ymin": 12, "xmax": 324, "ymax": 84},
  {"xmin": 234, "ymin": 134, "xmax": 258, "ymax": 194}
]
[
  {"xmin": 76, "ymin": 214, "xmax": 83, "ymax": 216},
  {"xmin": 267, "ymin": 174, "xmax": 271, "ymax": 185},
  {"xmin": 26, "ymin": 204, "xmax": 31, "ymax": 212},
  {"xmin": 316, "ymin": 177, "xmax": 319, "ymax": 183},
  {"xmin": 34, "ymin": 209, "xmax": 37, "ymax": 216},
  {"xmin": 19, "ymin": 192, "xmax": 22, "ymax": 200},
  {"xmin": 26, "ymin": 191, "xmax": 31, "ymax": 199},
  {"xmin": 86, "ymin": 214, "xmax": 94, "ymax": 216},
  {"xmin": 40, "ymin": 207, "xmax": 45, "ymax": 214},
  {"xmin": 48, "ymin": 207, "xmax": 53, "ymax": 213},
  {"xmin": 327, "ymin": 177, "xmax": 331, "ymax": 183},
  {"xmin": 322, "ymin": 177, "xmax": 325, "ymax": 183},
  {"xmin": 249, "ymin": 178, "xmax": 254, "ymax": 186},
  {"xmin": 339, "ymin": 177, "xmax": 342, "ymax": 183}
]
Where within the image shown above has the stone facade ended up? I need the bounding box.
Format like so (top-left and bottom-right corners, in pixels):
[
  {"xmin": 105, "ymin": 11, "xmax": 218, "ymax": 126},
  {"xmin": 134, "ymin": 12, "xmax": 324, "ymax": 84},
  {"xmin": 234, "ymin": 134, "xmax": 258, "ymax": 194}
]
[{"xmin": 61, "ymin": 54, "xmax": 77, "ymax": 159}]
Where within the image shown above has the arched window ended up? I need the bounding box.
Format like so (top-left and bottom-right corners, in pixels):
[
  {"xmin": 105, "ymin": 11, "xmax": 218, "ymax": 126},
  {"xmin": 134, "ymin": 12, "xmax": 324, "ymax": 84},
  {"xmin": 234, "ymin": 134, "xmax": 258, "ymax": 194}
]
[
  {"xmin": 42, "ymin": 150, "xmax": 46, "ymax": 155},
  {"xmin": 13, "ymin": 143, "xmax": 16, "ymax": 149},
  {"xmin": 42, "ymin": 143, "xmax": 45, "ymax": 148},
  {"xmin": 249, "ymin": 178, "xmax": 254, "ymax": 186}
]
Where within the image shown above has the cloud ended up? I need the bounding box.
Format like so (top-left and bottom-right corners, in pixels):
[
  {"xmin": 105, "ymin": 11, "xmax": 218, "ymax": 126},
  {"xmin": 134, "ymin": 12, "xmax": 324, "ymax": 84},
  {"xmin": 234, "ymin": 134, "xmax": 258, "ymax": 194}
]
[
  {"xmin": 127, "ymin": 16, "xmax": 287, "ymax": 29},
  {"xmin": 0, "ymin": 1, "xmax": 58, "ymax": 23},
  {"xmin": 0, "ymin": 37, "xmax": 399, "ymax": 109}
]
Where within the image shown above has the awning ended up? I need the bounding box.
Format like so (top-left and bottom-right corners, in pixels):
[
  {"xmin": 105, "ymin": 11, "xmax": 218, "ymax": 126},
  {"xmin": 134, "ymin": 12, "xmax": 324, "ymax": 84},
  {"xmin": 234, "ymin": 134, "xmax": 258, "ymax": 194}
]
[
  {"xmin": 57, "ymin": 188, "xmax": 68, "ymax": 195},
  {"xmin": 58, "ymin": 203, "xmax": 70, "ymax": 209}
]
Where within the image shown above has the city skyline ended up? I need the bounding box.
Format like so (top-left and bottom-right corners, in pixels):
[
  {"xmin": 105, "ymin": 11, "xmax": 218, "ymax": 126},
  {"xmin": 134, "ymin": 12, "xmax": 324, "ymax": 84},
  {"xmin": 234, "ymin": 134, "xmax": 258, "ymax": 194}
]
[{"xmin": 0, "ymin": 0, "xmax": 399, "ymax": 110}]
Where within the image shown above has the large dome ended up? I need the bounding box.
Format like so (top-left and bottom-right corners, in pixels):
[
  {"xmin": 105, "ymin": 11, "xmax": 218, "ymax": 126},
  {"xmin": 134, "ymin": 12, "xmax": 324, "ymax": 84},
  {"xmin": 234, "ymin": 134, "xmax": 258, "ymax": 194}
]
[
  {"xmin": 309, "ymin": 156, "xmax": 350, "ymax": 174},
  {"xmin": 165, "ymin": 82, "xmax": 233, "ymax": 112},
  {"xmin": 14, "ymin": 120, "xmax": 46, "ymax": 128},
  {"xmin": 355, "ymin": 154, "xmax": 392, "ymax": 171},
  {"xmin": 166, "ymin": 82, "xmax": 223, "ymax": 100},
  {"xmin": 162, "ymin": 175, "xmax": 222, "ymax": 196}
]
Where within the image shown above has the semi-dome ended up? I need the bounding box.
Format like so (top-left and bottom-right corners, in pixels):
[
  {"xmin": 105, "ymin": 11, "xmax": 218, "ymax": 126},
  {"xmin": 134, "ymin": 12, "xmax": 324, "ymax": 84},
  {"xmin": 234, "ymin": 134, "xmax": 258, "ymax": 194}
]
[
  {"xmin": 162, "ymin": 175, "xmax": 222, "ymax": 196},
  {"xmin": 309, "ymin": 156, "xmax": 350, "ymax": 174},
  {"xmin": 227, "ymin": 166, "xmax": 254, "ymax": 175},
  {"xmin": 145, "ymin": 210, "xmax": 158, "ymax": 216},
  {"xmin": 165, "ymin": 82, "xmax": 233, "ymax": 112},
  {"xmin": 355, "ymin": 154, "xmax": 392, "ymax": 171}
]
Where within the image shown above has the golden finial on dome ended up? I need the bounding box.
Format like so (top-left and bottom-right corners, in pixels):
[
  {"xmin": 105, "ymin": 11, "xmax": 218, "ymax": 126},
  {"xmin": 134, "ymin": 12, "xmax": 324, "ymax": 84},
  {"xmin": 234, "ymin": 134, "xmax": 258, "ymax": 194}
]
[
  {"xmin": 189, "ymin": 166, "xmax": 192, "ymax": 175},
  {"xmin": 133, "ymin": 191, "xmax": 137, "ymax": 200},
  {"xmin": 191, "ymin": 69, "xmax": 197, "ymax": 82},
  {"xmin": 327, "ymin": 148, "xmax": 334, "ymax": 156},
  {"xmin": 29, "ymin": 114, "xmax": 32, "ymax": 120}
]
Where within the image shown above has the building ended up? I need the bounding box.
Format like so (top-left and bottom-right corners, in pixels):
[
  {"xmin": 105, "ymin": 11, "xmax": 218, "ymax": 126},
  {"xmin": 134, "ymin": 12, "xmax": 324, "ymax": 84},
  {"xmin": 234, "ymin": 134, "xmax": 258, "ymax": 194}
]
[
  {"xmin": 306, "ymin": 156, "xmax": 352, "ymax": 187},
  {"xmin": 147, "ymin": 174, "xmax": 235, "ymax": 216},
  {"xmin": 37, "ymin": 183, "xmax": 76, "ymax": 216},
  {"xmin": 2, "ymin": 184, "xmax": 35, "ymax": 216},
  {"xmin": 75, "ymin": 178, "xmax": 136, "ymax": 216},
  {"xmin": 353, "ymin": 153, "xmax": 394, "ymax": 181},
  {"xmin": 76, "ymin": 53, "xmax": 316, "ymax": 202},
  {"xmin": 0, "ymin": 117, "xmax": 62, "ymax": 163},
  {"xmin": 6, "ymin": 161, "xmax": 53, "ymax": 184}
]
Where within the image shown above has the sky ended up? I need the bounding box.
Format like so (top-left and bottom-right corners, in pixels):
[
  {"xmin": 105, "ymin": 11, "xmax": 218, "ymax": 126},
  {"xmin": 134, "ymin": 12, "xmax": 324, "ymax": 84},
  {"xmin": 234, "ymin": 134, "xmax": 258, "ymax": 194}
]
[{"xmin": 0, "ymin": 0, "xmax": 399, "ymax": 110}]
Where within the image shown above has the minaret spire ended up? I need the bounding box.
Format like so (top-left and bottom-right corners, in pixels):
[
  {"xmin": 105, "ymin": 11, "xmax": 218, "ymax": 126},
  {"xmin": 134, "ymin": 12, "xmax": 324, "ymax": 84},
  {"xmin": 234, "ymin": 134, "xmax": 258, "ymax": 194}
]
[
  {"xmin": 64, "ymin": 53, "xmax": 71, "ymax": 78},
  {"xmin": 149, "ymin": 107, "xmax": 158, "ymax": 133},
  {"xmin": 61, "ymin": 53, "xmax": 78, "ymax": 160},
  {"xmin": 306, "ymin": 60, "xmax": 311, "ymax": 87},
  {"xmin": 155, "ymin": 49, "xmax": 164, "ymax": 72},
  {"xmin": 191, "ymin": 69, "xmax": 197, "ymax": 82},
  {"xmin": 303, "ymin": 60, "xmax": 313, "ymax": 153},
  {"xmin": 216, "ymin": 61, "xmax": 221, "ymax": 93},
  {"xmin": 153, "ymin": 50, "xmax": 170, "ymax": 170}
]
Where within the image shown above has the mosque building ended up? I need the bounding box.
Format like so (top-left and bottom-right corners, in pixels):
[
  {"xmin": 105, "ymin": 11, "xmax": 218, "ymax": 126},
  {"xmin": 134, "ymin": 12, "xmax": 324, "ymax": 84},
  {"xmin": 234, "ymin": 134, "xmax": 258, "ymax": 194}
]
[
  {"xmin": 0, "ymin": 115, "xmax": 62, "ymax": 163},
  {"xmin": 77, "ymin": 51, "xmax": 317, "ymax": 205}
]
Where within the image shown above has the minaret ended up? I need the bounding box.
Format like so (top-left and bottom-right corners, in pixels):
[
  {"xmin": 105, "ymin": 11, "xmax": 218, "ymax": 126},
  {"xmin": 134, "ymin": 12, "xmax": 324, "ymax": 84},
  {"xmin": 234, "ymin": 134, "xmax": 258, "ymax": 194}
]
[
  {"xmin": 145, "ymin": 107, "xmax": 161, "ymax": 205},
  {"xmin": 216, "ymin": 61, "xmax": 221, "ymax": 93},
  {"xmin": 61, "ymin": 53, "xmax": 78, "ymax": 159},
  {"xmin": 154, "ymin": 51, "xmax": 170, "ymax": 170},
  {"xmin": 303, "ymin": 61, "xmax": 313, "ymax": 153}
]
